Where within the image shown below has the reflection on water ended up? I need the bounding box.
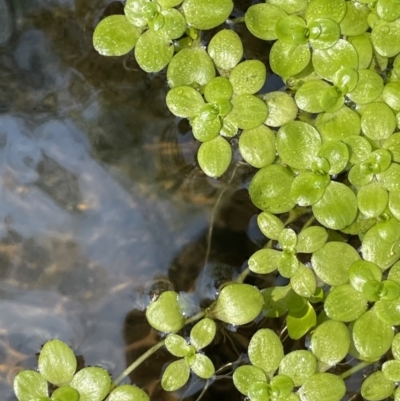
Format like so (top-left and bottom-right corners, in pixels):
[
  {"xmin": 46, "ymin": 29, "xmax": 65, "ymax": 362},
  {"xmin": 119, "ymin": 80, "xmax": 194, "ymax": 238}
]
[{"xmin": 0, "ymin": 1, "xmax": 259, "ymax": 400}]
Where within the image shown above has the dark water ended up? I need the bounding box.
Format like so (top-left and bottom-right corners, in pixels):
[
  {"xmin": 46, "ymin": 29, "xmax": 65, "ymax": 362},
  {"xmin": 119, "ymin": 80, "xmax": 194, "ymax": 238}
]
[{"xmin": 0, "ymin": 1, "xmax": 262, "ymax": 400}]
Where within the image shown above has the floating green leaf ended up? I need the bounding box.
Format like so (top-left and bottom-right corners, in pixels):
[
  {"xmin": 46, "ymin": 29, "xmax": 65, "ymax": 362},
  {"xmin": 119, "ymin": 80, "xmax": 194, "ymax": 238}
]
[
  {"xmin": 167, "ymin": 47, "xmax": 215, "ymax": 88},
  {"xmin": 305, "ymin": 0, "xmax": 347, "ymax": 23},
  {"xmin": 382, "ymin": 360, "xmax": 400, "ymax": 382},
  {"xmin": 357, "ymin": 182, "xmax": 389, "ymax": 218},
  {"xmin": 190, "ymin": 318, "xmax": 216, "ymax": 350},
  {"xmin": 146, "ymin": 291, "xmax": 185, "ymax": 332},
  {"xmin": 191, "ymin": 115, "xmax": 221, "ymax": 142},
  {"xmin": 248, "ymin": 329, "xmax": 284, "ymax": 374},
  {"xmin": 348, "ymin": 34, "xmax": 373, "ymax": 69},
  {"xmin": 135, "ymin": 30, "xmax": 174, "ymax": 73},
  {"xmin": 233, "ymin": 365, "xmax": 266, "ymax": 396},
  {"xmin": 349, "ymin": 260, "xmax": 382, "ymax": 292},
  {"xmin": 207, "ymin": 29, "xmax": 243, "ymax": 72},
  {"xmin": 270, "ymin": 41, "xmax": 310, "ymax": 77},
  {"xmin": 324, "ymin": 284, "xmax": 367, "ymax": 322},
  {"xmin": 264, "ymin": 92, "xmax": 298, "ymax": 127},
  {"xmin": 287, "ymin": 301, "xmax": 316, "ymax": 339},
  {"xmin": 275, "ymin": 15, "xmax": 307, "ymax": 45},
  {"xmin": 374, "ymin": 296, "xmax": 400, "ymax": 325},
  {"xmin": 353, "ymin": 310, "xmax": 394, "ymax": 361},
  {"xmin": 312, "ymin": 181, "xmax": 357, "ymax": 230},
  {"xmin": 279, "ymin": 350, "xmax": 317, "ymax": 387},
  {"xmin": 269, "ymin": 0, "xmax": 308, "ymax": 14},
  {"xmin": 248, "ymin": 248, "xmax": 280, "ymax": 275},
  {"xmin": 38, "ymin": 339, "xmax": 77, "ymax": 386},
  {"xmin": 371, "ymin": 18, "xmax": 400, "ymax": 57},
  {"xmin": 317, "ymin": 140, "xmax": 349, "ymax": 175},
  {"xmin": 189, "ymin": 353, "xmax": 215, "ymax": 379},
  {"xmin": 347, "ymin": 69, "xmax": 384, "ymax": 105},
  {"xmin": 245, "ymin": 4, "xmax": 287, "ymax": 41},
  {"xmin": 308, "ymin": 18, "xmax": 341, "ymax": 50},
  {"xmin": 257, "ymin": 212, "xmax": 284, "ymax": 240},
  {"xmin": 298, "ymin": 373, "xmax": 346, "ymax": 401},
  {"xmin": 51, "ymin": 387, "xmax": 80, "ymax": 401},
  {"xmin": 296, "ymin": 226, "xmax": 328, "ymax": 253},
  {"xmin": 197, "ymin": 136, "xmax": 231, "ymax": 178},
  {"xmin": 165, "ymin": 334, "xmax": 193, "ymax": 357},
  {"xmin": 361, "ymin": 102, "xmax": 396, "ymax": 140},
  {"xmin": 161, "ymin": 359, "xmax": 190, "ymax": 391},
  {"xmin": 14, "ymin": 371, "xmax": 48, "ymax": 401},
  {"xmin": 229, "ymin": 60, "xmax": 266, "ymax": 95},
  {"xmin": 340, "ymin": 1, "xmax": 370, "ymax": 36},
  {"xmin": 277, "ymin": 121, "xmax": 322, "ymax": 170},
  {"xmin": 227, "ymin": 95, "xmax": 268, "ymax": 130},
  {"xmin": 239, "ymin": 125, "xmax": 276, "ymax": 168},
  {"xmin": 93, "ymin": 15, "xmax": 140, "ymax": 57},
  {"xmin": 290, "ymin": 172, "xmax": 327, "ymax": 207},
  {"xmin": 295, "ymin": 80, "xmax": 330, "ymax": 113},
  {"xmin": 290, "ymin": 265, "xmax": 317, "ymax": 298},
  {"xmin": 361, "ymin": 371, "xmax": 395, "ymax": 401},
  {"xmin": 70, "ymin": 367, "xmax": 111, "ymax": 401},
  {"xmin": 181, "ymin": 0, "xmax": 233, "ymax": 30},
  {"xmin": 384, "ymin": 132, "xmax": 400, "ymax": 163},
  {"xmin": 208, "ymin": 283, "xmax": 263, "ymax": 325},
  {"xmin": 311, "ymin": 320, "xmax": 350, "ymax": 366},
  {"xmin": 249, "ymin": 165, "xmax": 296, "ymax": 213},
  {"xmin": 108, "ymin": 385, "xmax": 150, "ymax": 401},
  {"xmin": 166, "ymin": 86, "xmax": 204, "ymax": 118}
]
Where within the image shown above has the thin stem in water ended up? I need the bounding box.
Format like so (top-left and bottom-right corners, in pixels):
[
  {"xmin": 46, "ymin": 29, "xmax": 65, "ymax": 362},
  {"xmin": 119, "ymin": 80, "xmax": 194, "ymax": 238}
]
[{"xmin": 340, "ymin": 361, "xmax": 374, "ymax": 380}]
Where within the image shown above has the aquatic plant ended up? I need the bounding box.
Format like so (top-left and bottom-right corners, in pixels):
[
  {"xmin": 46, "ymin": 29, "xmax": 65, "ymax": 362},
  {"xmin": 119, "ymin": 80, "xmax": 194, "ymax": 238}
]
[{"xmin": 13, "ymin": 0, "xmax": 400, "ymax": 400}]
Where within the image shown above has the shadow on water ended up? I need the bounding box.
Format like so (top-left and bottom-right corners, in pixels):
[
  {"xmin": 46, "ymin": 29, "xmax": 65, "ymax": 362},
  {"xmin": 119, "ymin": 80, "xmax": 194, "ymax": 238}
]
[{"xmin": 0, "ymin": 0, "xmax": 262, "ymax": 400}]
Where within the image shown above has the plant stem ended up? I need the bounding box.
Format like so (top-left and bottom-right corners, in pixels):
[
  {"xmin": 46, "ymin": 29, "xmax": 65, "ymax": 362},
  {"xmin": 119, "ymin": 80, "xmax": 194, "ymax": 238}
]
[
  {"xmin": 185, "ymin": 310, "xmax": 205, "ymax": 324},
  {"xmin": 229, "ymin": 16, "xmax": 245, "ymax": 23},
  {"xmin": 236, "ymin": 267, "xmax": 250, "ymax": 283},
  {"xmin": 113, "ymin": 340, "xmax": 166, "ymax": 385},
  {"xmin": 340, "ymin": 361, "xmax": 374, "ymax": 380}
]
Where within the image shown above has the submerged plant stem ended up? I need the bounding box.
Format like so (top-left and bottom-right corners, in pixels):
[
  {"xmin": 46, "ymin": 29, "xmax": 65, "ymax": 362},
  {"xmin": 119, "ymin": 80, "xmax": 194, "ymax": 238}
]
[
  {"xmin": 185, "ymin": 310, "xmax": 206, "ymax": 324},
  {"xmin": 236, "ymin": 267, "xmax": 250, "ymax": 283},
  {"xmin": 114, "ymin": 340, "xmax": 166, "ymax": 385},
  {"xmin": 340, "ymin": 361, "xmax": 374, "ymax": 379}
]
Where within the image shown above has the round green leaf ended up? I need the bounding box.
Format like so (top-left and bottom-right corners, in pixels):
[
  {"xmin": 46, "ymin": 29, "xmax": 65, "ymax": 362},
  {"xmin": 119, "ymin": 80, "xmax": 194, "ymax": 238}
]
[
  {"xmin": 290, "ymin": 264, "xmax": 317, "ymax": 298},
  {"xmin": 333, "ymin": 67, "xmax": 358, "ymax": 94},
  {"xmin": 264, "ymin": 92, "xmax": 298, "ymax": 127},
  {"xmin": 371, "ymin": 18, "xmax": 400, "ymax": 57},
  {"xmin": 357, "ymin": 182, "xmax": 389, "ymax": 218},
  {"xmin": 314, "ymin": 106, "xmax": 360, "ymax": 142},
  {"xmin": 166, "ymin": 86, "xmax": 204, "ymax": 118},
  {"xmin": 167, "ymin": 47, "xmax": 215, "ymax": 88},
  {"xmin": 245, "ymin": 4, "xmax": 287, "ymax": 41},
  {"xmin": 157, "ymin": 0, "xmax": 183, "ymax": 7},
  {"xmin": 14, "ymin": 371, "xmax": 48, "ymax": 401},
  {"xmin": 134, "ymin": 30, "xmax": 173, "ymax": 73},
  {"xmin": 207, "ymin": 29, "xmax": 243, "ymax": 71},
  {"xmin": 270, "ymin": 41, "xmax": 311, "ymax": 77},
  {"xmin": 279, "ymin": 253, "xmax": 300, "ymax": 278},
  {"xmin": 340, "ymin": 1, "xmax": 370, "ymax": 36},
  {"xmin": 189, "ymin": 353, "xmax": 214, "ymax": 379},
  {"xmin": 191, "ymin": 115, "xmax": 221, "ymax": 142},
  {"xmin": 342, "ymin": 135, "xmax": 371, "ymax": 165},
  {"xmin": 248, "ymin": 329, "xmax": 283, "ymax": 374},
  {"xmin": 233, "ymin": 365, "xmax": 266, "ymax": 396},
  {"xmin": 145, "ymin": 291, "xmax": 185, "ymax": 332},
  {"xmin": 298, "ymin": 373, "xmax": 346, "ymax": 401},
  {"xmin": 277, "ymin": 121, "xmax": 322, "ymax": 170},
  {"xmin": 182, "ymin": 0, "xmax": 233, "ymax": 30},
  {"xmin": 257, "ymin": 211, "xmax": 284, "ymax": 240},
  {"xmin": 347, "ymin": 69, "xmax": 384, "ymax": 105},
  {"xmin": 38, "ymin": 339, "xmax": 77, "ymax": 386},
  {"xmin": 312, "ymin": 39, "xmax": 358, "ymax": 81},
  {"xmin": 324, "ymin": 284, "xmax": 367, "ymax": 322},
  {"xmin": 361, "ymin": 371, "xmax": 395, "ymax": 401},
  {"xmin": 248, "ymin": 248, "xmax": 280, "ymax": 275},
  {"xmin": 197, "ymin": 136, "xmax": 231, "ymax": 178},
  {"xmin": 383, "ymin": 82, "xmax": 400, "ymax": 110},
  {"xmin": 290, "ymin": 172, "xmax": 328, "ymax": 207},
  {"xmin": 249, "ymin": 165, "xmax": 296, "ymax": 213},
  {"xmin": 229, "ymin": 60, "xmax": 266, "ymax": 95},
  {"xmin": 279, "ymin": 350, "xmax": 317, "ymax": 387},
  {"xmin": 204, "ymin": 77, "xmax": 233, "ymax": 103},
  {"xmin": 382, "ymin": 360, "xmax": 400, "ymax": 382},
  {"xmin": 190, "ymin": 318, "xmax": 216, "ymax": 350},
  {"xmin": 306, "ymin": 0, "xmax": 346, "ymax": 23},
  {"xmin": 361, "ymin": 102, "xmax": 396, "ymax": 140},
  {"xmin": 353, "ymin": 310, "xmax": 394, "ymax": 361},
  {"xmin": 93, "ymin": 15, "xmax": 140, "ymax": 57},
  {"xmin": 377, "ymin": 162, "xmax": 400, "ymax": 192},
  {"xmin": 317, "ymin": 140, "xmax": 349, "ymax": 175},
  {"xmin": 388, "ymin": 260, "xmax": 400, "ymax": 284},
  {"xmin": 320, "ymin": 86, "xmax": 344, "ymax": 113},
  {"xmin": 312, "ymin": 181, "xmax": 357, "ymax": 230},
  {"xmin": 296, "ymin": 226, "xmax": 328, "ymax": 253},
  {"xmin": 108, "ymin": 385, "xmax": 150, "ymax": 401},
  {"xmin": 275, "ymin": 15, "xmax": 307, "ymax": 45},
  {"xmin": 362, "ymin": 224, "xmax": 400, "ymax": 270},
  {"xmin": 383, "ymin": 132, "xmax": 400, "ymax": 163},
  {"xmin": 124, "ymin": 0, "xmax": 151, "ymax": 27},
  {"xmin": 51, "ymin": 387, "xmax": 80, "ymax": 401},
  {"xmin": 269, "ymin": 0, "xmax": 307, "ymax": 14},
  {"xmin": 295, "ymin": 80, "xmax": 330, "ymax": 113},
  {"xmin": 389, "ymin": 190, "xmax": 400, "ymax": 220},
  {"xmin": 308, "ymin": 18, "xmax": 341, "ymax": 50},
  {"xmin": 374, "ymin": 296, "xmax": 400, "ymax": 325},
  {"xmin": 311, "ymin": 320, "xmax": 350, "ymax": 366},
  {"xmin": 227, "ymin": 95, "xmax": 268, "ymax": 130},
  {"xmin": 377, "ymin": 0, "xmax": 400, "ymax": 21},
  {"xmin": 208, "ymin": 283, "xmax": 263, "ymax": 325},
  {"xmin": 70, "ymin": 367, "xmax": 111, "ymax": 401},
  {"xmin": 349, "ymin": 260, "xmax": 382, "ymax": 292},
  {"xmin": 348, "ymin": 34, "xmax": 373, "ymax": 69},
  {"xmin": 165, "ymin": 334, "xmax": 193, "ymax": 357},
  {"xmin": 312, "ymin": 242, "xmax": 360, "ymax": 286},
  {"xmin": 156, "ymin": 9, "xmax": 186, "ymax": 40},
  {"xmin": 161, "ymin": 359, "xmax": 190, "ymax": 391},
  {"xmin": 239, "ymin": 125, "xmax": 276, "ymax": 168}
]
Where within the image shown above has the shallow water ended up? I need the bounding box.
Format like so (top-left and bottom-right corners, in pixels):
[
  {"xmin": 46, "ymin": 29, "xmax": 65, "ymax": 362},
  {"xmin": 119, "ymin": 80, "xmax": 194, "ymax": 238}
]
[{"xmin": 0, "ymin": 1, "xmax": 263, "ymax": 400}]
